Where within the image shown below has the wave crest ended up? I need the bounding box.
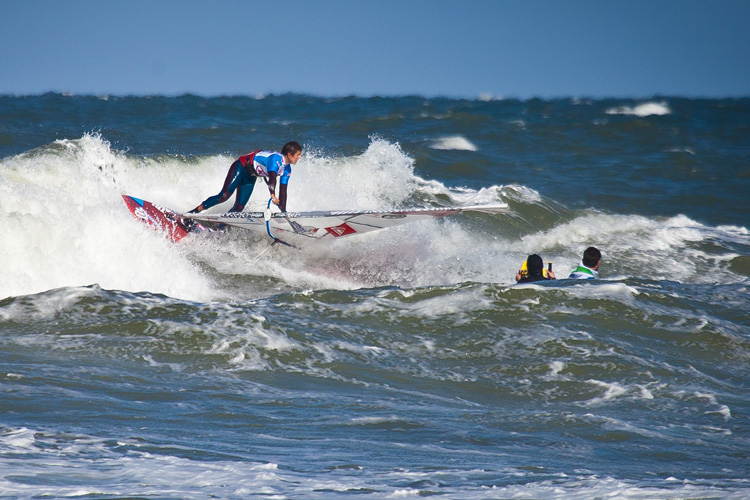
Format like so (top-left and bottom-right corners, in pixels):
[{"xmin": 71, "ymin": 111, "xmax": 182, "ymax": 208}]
[
  {"xmin": 606, "ymin": 101, "xmax": 671, "ymax": 117},
  {"xmin": 430, "ymin": 136, "xmax": 478, "ymax": 151}
]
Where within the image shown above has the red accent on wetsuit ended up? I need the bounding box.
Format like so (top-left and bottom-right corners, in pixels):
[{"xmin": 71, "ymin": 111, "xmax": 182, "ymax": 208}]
[{"xmin": 238, "ymin": 150, "xmax": 262, "ymax": 176}]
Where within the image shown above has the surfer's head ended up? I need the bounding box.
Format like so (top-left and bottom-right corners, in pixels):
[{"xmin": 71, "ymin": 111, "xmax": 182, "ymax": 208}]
[
  {"xmin": 282, "ymin": 141, "xmax": 303, "ymax": 165},
  {"xmin": 526, "ymin": 254, "xmax": 544, "ymax": 277},
  {"xmin": 582, "ymin": 246, "xmax": 601, "ymax": 269}
]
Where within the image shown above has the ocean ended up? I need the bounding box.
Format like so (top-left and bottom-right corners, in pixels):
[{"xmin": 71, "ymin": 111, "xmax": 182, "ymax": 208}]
[{"xmin": 1, "ymin": 93, "xmax": 748, "ymax": 499}]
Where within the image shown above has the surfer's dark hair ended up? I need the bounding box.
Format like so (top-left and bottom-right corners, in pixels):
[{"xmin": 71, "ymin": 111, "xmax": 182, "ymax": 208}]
[
  {"xmin": 282, "ymin": 141, "xmax": 302, "ymax": 156},
  {"xmin": 582, "ymin": 247, "xmax": 601, "ymax": 268},
  {"xmin": 526, "ymin": 254, "xmax": 544, "ymax": 276}
]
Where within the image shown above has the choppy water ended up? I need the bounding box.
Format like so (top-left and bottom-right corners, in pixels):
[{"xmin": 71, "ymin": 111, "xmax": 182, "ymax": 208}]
[{"xmin": 1, "ymin": 94, "xmax": 749, "ymax": 499}]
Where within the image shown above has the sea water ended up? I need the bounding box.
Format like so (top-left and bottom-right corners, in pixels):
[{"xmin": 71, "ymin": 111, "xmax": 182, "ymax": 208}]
[{"xmin": 1, "ymin": 94, "xmax": 748, "ymax": 499}]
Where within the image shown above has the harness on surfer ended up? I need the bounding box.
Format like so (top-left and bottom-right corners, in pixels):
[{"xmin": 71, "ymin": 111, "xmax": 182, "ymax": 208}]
[{"xmin": 516, "ymin": 254, "xmax": 555, "ymax": 283}]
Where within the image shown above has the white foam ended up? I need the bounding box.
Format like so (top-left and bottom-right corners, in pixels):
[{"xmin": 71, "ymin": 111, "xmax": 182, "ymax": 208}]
[
  {"xmin": 606, "ymin": 101, "xmax": 671, "ymax": 117},
  {"xmin": 1, "ymin": 430, "xmax": 746, "ymax": 500},
  {"xmin": 0, "ymin": 134, "xmax": 215, "ymax": 301},
  {"xmin": 290, "ymin": 138, "xmax": 417, "ymax": 212},
  {"xmin": 0, "ymin": 427, "xmax": 36, "ymax": 449},
  {"xmin": 585, "ymin": 380, "xmax": 630, "ymax": 404},
  {"xmin": 430, "ymin": 136, "xmax": 478, "ymax": 151},
  {"xmin": 548, "ymin": 361, "xmax": 566, "ymax": 377},
  {"xmin": 584, "ymin": 380, "xmax": 662, "ymax": 407},
  {"xmin": 501, "ymin": 184, "xmax": 544, "ymax": 204},
  {"xmin": 1, "ymin": 423, "xmax": 748, "ymax": 500}
]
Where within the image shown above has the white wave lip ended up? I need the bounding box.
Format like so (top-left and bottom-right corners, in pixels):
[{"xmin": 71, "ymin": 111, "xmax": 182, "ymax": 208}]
[
  {"xmin": 430, "ymin": 136, "xmax": 478, "ymax": 151},
  {"xmin": 606, "ymin": 101, "xmax": 671, "ymax": 117},
  {"xmin": 0, "ymin": 134, "xmax": 216, "ymax": 301}
]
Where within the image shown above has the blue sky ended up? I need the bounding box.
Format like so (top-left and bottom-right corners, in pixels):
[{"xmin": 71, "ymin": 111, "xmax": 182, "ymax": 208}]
[{"xmin": 2, "ymin": 0, "xmax": 749, "ymax": 99}]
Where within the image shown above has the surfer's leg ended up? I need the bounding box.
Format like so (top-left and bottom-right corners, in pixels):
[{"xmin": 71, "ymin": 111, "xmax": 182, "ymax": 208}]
[
  {"xmin": 230, "ymin": 176, "xmax": 257, "ymax": 212},
  {"xmin": 197, "ymin": 161, "xmax": 243, "ymax": 211}
]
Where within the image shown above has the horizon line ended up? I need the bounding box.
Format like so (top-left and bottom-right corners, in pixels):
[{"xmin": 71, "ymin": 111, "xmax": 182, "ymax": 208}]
[{"xmin": 2, "ymin": 90, "xmax": 749, "ymax": 101}]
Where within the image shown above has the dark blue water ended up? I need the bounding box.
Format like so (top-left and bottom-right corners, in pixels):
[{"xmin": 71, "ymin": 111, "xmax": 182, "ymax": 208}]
[{"xmin": 1, "ymin": 94, "xmax": 749, "ymax": 499}]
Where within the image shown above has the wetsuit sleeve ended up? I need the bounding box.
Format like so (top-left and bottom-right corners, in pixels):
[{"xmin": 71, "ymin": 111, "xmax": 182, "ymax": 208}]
[
  {"xmin": 266, "ymin": 171, "xmax": 278, "ymax": 196},
  {"xmin": 278, "ymin": 183, "xmax": 288, "ymax": 212}
]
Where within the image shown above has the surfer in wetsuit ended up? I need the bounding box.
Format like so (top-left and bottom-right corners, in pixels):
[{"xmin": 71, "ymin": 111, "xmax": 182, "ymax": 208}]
[
  {"xmin": 516, "ymin": 254, "xmax": 556, "ymax": 283},
  {"xmin": 568, "ymin": 246, "xmax": 601, "ymax": 279},
  {"xmin": 189, "ymin": 141, "xmax": 302, "ymax": 214}
]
